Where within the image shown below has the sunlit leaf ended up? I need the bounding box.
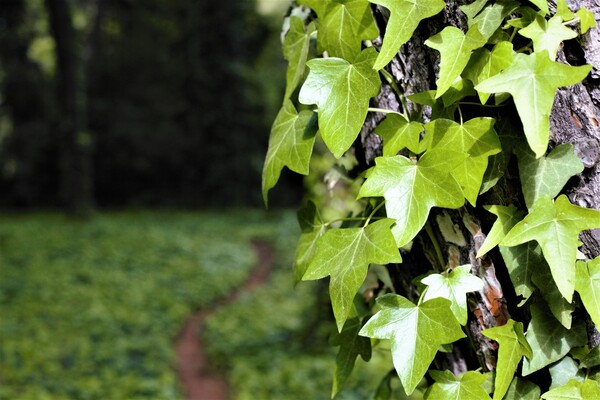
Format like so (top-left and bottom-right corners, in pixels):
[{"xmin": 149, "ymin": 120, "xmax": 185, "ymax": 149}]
[
  {"xmin": 475, "ymin": 51, "xmax": 591, "ymax": 157},
  {"xmin": 375, "ymin": 114, "xmax": 423, "ymax": 156},
  {"xmin": 299, "ymin": 48, "xmax": 381, "ymax": 158},
  {"xmin": 501, "ymin": 195, "xmax": 600, "ymax": 302},
  {"xmin": 519, "ymin": 14, "xmax": 577, "ymax": 60},
  {"xmin": 478, "ymin": 204, "xmax": 524, "ymax": 258},
  {"xmin": 304, "ymin": 219, "xmax": 401, "ymax": 330},
  {"xmin": 421, "ymin": 264, "xmax": 484, "ymax": 325},
  {"xmin": 575, "ymin": 257, "xmax": 600, "ymax": 327},
  {"xmin": 369, "ymin": 0, "xmax": 446, "ymax": 70},
  {"xmin": 428, "ymin": 370, "xmax": 492, "ymax": 400},
  {"xmin": 358, "ymin": 149, "xmax": 466, "ymax": 247},
  {"xmin": 359, "ymin": 295, "xmax": 465, "ymax": 395},
  {"xmin": 425, "ymin": 25, "xmax": 487, "ymax": 98},
  {"xmin": 541, "ymin": 379, "xmax": 600, "ymax": 399},
  {"xmin": 482, "ymin": 319, "xmax": 532, "ymax": 400}
]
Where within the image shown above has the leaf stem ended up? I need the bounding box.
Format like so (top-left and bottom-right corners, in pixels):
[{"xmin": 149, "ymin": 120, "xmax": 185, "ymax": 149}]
[
  {"xmin": 378, "ymin": 69, "xmax": 410, "ymax": 120},
  {"xmin": 364, "ymin": 201, "xmax": 386, "ymax": 227},
  {"xmin": 425, "ymin": 220, "xmax": 445, "ymax": 270},
  {"xmin": 368, "ymin": 107, "xmax": 405, "ymax": 117}
]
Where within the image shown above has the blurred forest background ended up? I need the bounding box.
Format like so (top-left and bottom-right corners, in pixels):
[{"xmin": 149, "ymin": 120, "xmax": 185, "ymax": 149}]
[{"xmin": 0, "ymin": 0, "xmax": 299, "ymax": 213}]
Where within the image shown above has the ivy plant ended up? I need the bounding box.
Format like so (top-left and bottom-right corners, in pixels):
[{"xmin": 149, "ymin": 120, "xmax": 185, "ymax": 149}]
[{"xmin": 263, "ymin": 0, "xmax": 600, "ymax": 398}]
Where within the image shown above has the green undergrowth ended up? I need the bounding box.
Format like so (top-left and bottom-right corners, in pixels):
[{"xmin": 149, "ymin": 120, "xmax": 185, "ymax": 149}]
[
  {"xmin": 203, "ymin": 221, "xmax": 398, "ymax": 400},
  {"xmin": 0, "ymin": 209, "xmax": 290, "ymax": 399}
]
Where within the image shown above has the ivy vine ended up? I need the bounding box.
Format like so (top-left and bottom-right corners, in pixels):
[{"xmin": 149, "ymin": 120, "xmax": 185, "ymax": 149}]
[{"xmin": 263, "ymin": 0, "xmax": 600, "ymax": 399}]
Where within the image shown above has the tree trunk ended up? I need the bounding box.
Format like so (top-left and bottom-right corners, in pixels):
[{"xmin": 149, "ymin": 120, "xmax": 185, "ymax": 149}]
[
  {"xmin": 46, "ymin": 0, "xmax": 94, "ymax": 216},
  {"xmin": 361, "ymin": 0, "xmax": 600, "ymax": 374}
]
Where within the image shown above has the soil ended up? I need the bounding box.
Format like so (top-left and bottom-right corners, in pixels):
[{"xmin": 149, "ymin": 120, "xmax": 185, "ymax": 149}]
[{"xmin": 175, "ymin": 241, "xmax": 275, "ymax": 400}]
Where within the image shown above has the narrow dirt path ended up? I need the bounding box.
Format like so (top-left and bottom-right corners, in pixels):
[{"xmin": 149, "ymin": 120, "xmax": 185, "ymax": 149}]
[{"xmin": 175, "ymin": 241, "xmax": 274, "ymax": 400}]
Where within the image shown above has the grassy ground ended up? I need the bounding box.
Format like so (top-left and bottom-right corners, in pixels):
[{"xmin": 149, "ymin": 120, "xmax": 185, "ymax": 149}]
[
  {"xmin": 0, "ymin": 210, "xmax": 294, "ymax": 399},
  {"xmin": 0, "ymin": 210, "xmax": 395, "ymax": 399}
]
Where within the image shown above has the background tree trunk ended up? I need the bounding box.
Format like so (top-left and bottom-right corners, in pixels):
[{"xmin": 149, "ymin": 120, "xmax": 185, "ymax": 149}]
[
  {"xmin": 46, "ymin": 0, "xmax": 95, "ymax": 216},
  {"xmin": 361, "ymin": 0, "xmax": 600, "ymax": 375}
]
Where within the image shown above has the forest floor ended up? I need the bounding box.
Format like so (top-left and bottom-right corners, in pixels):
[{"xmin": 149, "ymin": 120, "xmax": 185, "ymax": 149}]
[{"xmin": 175, "ymin": 241, "xmax": 275, "ymax": 400}]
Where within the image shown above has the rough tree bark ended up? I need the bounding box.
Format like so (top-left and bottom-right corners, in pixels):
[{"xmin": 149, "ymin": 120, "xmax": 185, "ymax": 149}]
[{"xmin": 357, "ymin": 0, "xmax": 600, "ymax": 375}]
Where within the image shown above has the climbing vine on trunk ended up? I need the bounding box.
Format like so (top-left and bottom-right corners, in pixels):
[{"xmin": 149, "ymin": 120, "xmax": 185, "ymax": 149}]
[{"xmin": 263, "ymin": 1, "xmax": 600, "ymax": 398}]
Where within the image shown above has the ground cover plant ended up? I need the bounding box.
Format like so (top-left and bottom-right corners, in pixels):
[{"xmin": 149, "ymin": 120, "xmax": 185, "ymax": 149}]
[
  {"xmin": 264, "ymin": 0, "xmax": 600, "ymax": 398},
  {"xmin": 0, "ymin": 210, "xmax": 289, "ymax": 399}
]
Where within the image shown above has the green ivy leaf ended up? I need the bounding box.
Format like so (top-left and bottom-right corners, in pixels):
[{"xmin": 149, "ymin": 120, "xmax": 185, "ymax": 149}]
[
  {"xmin": 294, "ymin": 201, "xmax": 326, "ymax": 281},
  {"xmin": 425, "ymin": 25, "xmax": 487, "ymax": 98},
  {"xmin": 581, "ymin": 346, "xmax": 600, "ymax": 368},
  {"xmin": 531, "ymin": 259, "xmax": 575, "ymax": 328},
  {"xmin": 375, "ymin": 114, "xmax": 423, "ymax": 156},
  {"xmin": 575, "ymin": 257, "xmax": 600, "ymax": 327},
  {"xmin": 478, "ymin": 205, "xmax": 524, "ymax": 258},
  {"xmin": 549, "ymin": 357, "xmax": 585, "ymax": 389},
  {"xmin": 262, "ymin": 100, "xmax": 317, "ymax": 204},
  {"xmin": 505, "ymin": 377, "xmax": 541, "ymax": 400},
  {"xmin": 516, "ymin": 144, "xmax": 584, "ymax": 210},
  {"xmin": 464, "ymin": 41, "xmax": 514, "ymax": 104},
  {"xmin": 576, "ymin": 7, "xmax": 596, "ymax": 34},
  {"xmin": 481, "ymin": 319, "xmax": 532, "ymax": 400},
  {"xmin": 519, "ymin": 15, "xmax": 577, "ymax": 60},
  {"xmin": 460, "ymin": 0, "xmax": 489, "ymax": 19},
  {"xmin": 556, "ymin": 0, "xmax": 575, "ymax": 21},
  {"xmin": 428, "ymin": 370, "xmax": 492, "ymax": 400},
  {"xmin": 505, "ymin": 6, "xmax": 539, "ymax": 29},
  {"xmin": 541, "ymin": 379, "xmax": 600, "ymax": 399},
  {"xmin": 369, "ymin": 0, "xmax": 446, "ymax": 70},
  {"xmin": 522, "ymin": 303, "xmax": 587, "ymax": 375},
  {"xmin": 331, "ymin": 317, "xmax": 372, "ymax": 397},
  {"xmin": 467, "ymin": 0, "xmax": 520, "ymax": 40},
  {"xmin": 422, "ymin": 118, "xmax": 501, "ymax": 205},
  {"xmin": 499, "ymin": 242, "xmax": 541, "ymax": 306},
  {"xmin": 528, "ymin": 0, "xmax": 549, "ymax": 15},
  {"xmin": 314, "ymin": 0, "xmax": 379, "ymax": 60},
  {"xmin": 501, "ymin": 195, "xmax": 600, "ymax": 302},
  {"xmin": 475, "ymin": 51, "xmax": 591, "ymax": 158},
  {"xmin": 299, "ymin": 48, "xmax": 381, "ymax": 158},
  {"xmin": 358, "ymin": 149, "xmax": 466, "ymax": 247},
  {"xmin": 359, "ymin": 295, "xmax": 465, "ymax": 395},
  {"xmin": 421, "ymin": 264, "xmax": 484, "ymax": 325},
  {"xmin": 303, "ymin": 219, "xmax": 402, "ymax": 331},
  {"xmin": 283, "ymin": 17, "xmax": 316, "ymax": 99}
]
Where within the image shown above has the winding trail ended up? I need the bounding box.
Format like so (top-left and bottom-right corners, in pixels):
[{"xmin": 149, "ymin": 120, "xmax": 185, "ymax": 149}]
[{"xmin": 175, "ymin": 241, "xmax": 274, "ymax": 400}]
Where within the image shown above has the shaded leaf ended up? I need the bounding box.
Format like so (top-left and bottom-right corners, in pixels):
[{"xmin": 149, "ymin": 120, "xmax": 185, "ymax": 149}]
[
  {"xmin": 482, "ymin": 319, "xmax": 532, "ymax": 400},
  {"xmin": 358, "ymin": 150, "xmax": 466, "ymax": 247},
  {"xmin": 501, "ymin": 195, "xmax": 600, "ymax": 302},
  {"xmin": 475, "ymin": 51, "xmax": 591, "ymax": 157},
  {"xmin": 575, "ymin": 257, "xmax": 600, "ymax": 327},
  {"xmin": 516, "ymin": 144, "xmax": 584, "ymax": 210},
  {"xmin": 522, "ymin": 303, "xmax": 586, "ymax": 375},
  {"xmin": 549, "ymin": 356, "xmax": 585, "ymax": 389},
  {"xmin": 283, "ymin": 17, "xmax": 316, "ymax": 99},
  {"xmin": 531, "ymin": 259, "xmax": 575, "ymax": 328},
  {"xmin": 299, "ymin": 48, "xmax": 381, "ymax": 158},
  {"xmin": 422, "ymin": 264, "xmax": 484, "ymax": 325},
  {"xmin": 581, "ymin": 345, "xmax": 600, "ymax": 368},
  {"xmin": 425, "ymin": 25, "xmax": 487, "ymax": 98},
  {"xmin": 359, "ymin": 295, "xmax": 465, "ymax": 395},
  {"xmin": 369, "ymin": 0, "xmax": 446, "ymax": 70},
  {"xmin": 331, "ymin": 317, "xmax": 371, "ymax": 397},
  {"xmin": 505, "ymin": 377, "xmax": 541, "ymax": 400},
  {"xmin": 262, "ymin": 100, "xmax": 317, "ymax": 204},
  {"xmin": 303, "ymin": 219, "xmax": 402, "ymax": 330}
]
